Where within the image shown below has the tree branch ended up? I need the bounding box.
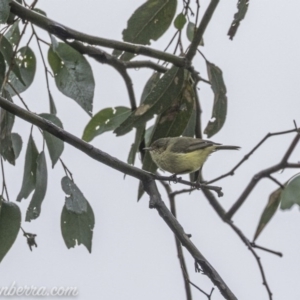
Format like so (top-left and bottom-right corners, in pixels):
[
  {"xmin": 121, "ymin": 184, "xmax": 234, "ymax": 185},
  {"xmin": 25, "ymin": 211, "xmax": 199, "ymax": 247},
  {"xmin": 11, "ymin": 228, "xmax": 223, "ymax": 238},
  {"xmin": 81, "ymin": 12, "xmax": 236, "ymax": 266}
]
[{"xmin": 9, "ymin": 1, "xmax": 186, "ymax": 67}]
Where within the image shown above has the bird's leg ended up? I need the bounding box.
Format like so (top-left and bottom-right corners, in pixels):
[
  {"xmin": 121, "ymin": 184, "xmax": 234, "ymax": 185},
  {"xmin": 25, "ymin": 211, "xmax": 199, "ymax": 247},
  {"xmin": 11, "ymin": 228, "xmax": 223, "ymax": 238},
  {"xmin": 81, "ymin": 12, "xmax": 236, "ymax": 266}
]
[{"xmin": 169, "ymin": 174, "xmax": 182, "ymax": 184}]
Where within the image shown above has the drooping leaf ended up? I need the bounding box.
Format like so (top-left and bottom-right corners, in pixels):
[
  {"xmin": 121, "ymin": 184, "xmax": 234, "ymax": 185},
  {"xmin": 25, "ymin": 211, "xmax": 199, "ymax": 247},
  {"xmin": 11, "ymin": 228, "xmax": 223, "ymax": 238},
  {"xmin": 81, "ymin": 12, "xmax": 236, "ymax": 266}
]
[
  {"xmin": 5, "ymin": 20, "xmax": 20, "ymax": 46},
  {"xmin": 0, "ymin": 51, "xmax": 5, "ymax": 87},
  {"xmin": 186, "ymin": 22, "xmax": 204, "ymax": 46},
  {"xmin": 6, "ymin": 46, "xmax": 36, "ymax": 96},
  {"xmin": 48, "ymin": 90, "xmax": 57, "ymax": 115},
  {"xmin": 0, "ymin": 0, "xmax": 10, "ymax": 24},
  {"xmin": 0, "ymin": 90, "xmax": 14, "ymax": 140},
  {"xmin": 253, "ymin": 188, "xmax": 282, "ymax": 241},
  {"xmin": 48, "ymin": 42, "xmax": 95, "ymax": 116},
  {"xmin": 16, "ymin": 134, "xmax": 38, "ymax": 202},
  {"xmin": 61, "ymin": 177, "xmax": 94, "ymax": 253},
  {"xmin": 280, "ymin": 174, "xmax": 300, "ymax": 210},
  {"xmin": 204, "ymin": 61, "xmax": 227, "ymax": 138},
  {"xmin": 61, "ymin": 176, "xmax": 87, "ymax": 214},
  {"xmin": 0, "ymin": 35, "xmax": 25, "ymax": 86},
  {"xmin": 114, "ymin": 66, "xmax": 185, "ymax": 136},
  {"xmin": 174, "ymin": 13, "xmax": 186, "ymax": 30},
  {"xmin": 0, "ymin": 200, "xmax": 21, "ymax": 263},
  {"xmin": 26, "ymin": 151, "xmax": 48, "ymax": 222},
  {"xmin": 182, "ymin": 108, "xmax": 196, "ymax": 137},
  {"xmin": 117, "ymin": 0, "xmax": 177, "ymax": 61},
  {"xmin": 11, "ymin": 132, "xmax": 22, "ymax": 159},
  {"xmin": 228, "ymin": 0, "xmax": 249, "ymax": 40},
  {"xmin": 39, "ymin": 113, "xmax": 64, "ymax": 167},
  {"xmin": 82, "ymin": 107, "xmax": 131, "ymax": 142}
]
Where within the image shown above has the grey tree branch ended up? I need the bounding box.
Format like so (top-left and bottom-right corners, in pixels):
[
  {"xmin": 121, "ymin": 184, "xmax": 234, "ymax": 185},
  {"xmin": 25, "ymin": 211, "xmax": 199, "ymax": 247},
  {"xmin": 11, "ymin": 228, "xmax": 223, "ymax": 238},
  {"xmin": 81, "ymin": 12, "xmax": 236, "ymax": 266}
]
[
  {"xmin": 9, "ymin": 1, "xmax": 186, "ymax": 67},
  {"xmin": 0, "ymin": 95, "xmax": 237, "ymax": 300}
]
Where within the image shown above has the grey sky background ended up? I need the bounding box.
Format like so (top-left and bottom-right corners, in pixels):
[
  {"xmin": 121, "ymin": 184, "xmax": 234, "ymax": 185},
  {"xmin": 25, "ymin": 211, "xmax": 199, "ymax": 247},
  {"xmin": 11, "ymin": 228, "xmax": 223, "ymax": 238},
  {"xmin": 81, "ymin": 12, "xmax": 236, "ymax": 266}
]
[{"xmin": 1, "ymin": 1, "xmax": 300, "ymax": 299}]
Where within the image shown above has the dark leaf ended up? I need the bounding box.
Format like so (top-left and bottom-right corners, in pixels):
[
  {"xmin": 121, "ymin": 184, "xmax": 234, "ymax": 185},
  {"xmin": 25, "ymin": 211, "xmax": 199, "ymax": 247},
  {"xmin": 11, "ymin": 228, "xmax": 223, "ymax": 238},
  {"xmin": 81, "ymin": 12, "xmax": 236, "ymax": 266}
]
[
  {"xmin": 11, "ymin": 132, "xmax": 22, "ymax": 159},
  {"xmin": 0, "ymin": 51, "xmax": 5, "ymax": 87},
  {"xmin": 253, "ymin": 188, "xmax": 281, "ymax": 241},
  {"xmin": 118, "ymin": 0, "xmax": 177, "ymax": 60},
  {"xmin": 204, "ymin": 61, "xmax": 227, "ymax": 137},
  {"xmin": 1, "ymin": 133, "xmax": 22, "ymax": 165},
  {"xmin": 0, "ymin": 89, "xmax": 14, "ymax": 140},
  {"xmin": 182, "ymin": 109, "xmax": 196, "ymax": 137},
  {"xmin": 48, "ymin": 42, "xmax": 95, "ymax": 116},
  {"xmin": 186, "ymin": 22, "xmax": 204, "ymax": 46},
  {"xmin": 39, "ymin": 113, "xmax": 64, "ymax": 167},
  {"xmin": 140, "ymin": 72, "xmax": 162, "ymax": 104},
  {"xmin": 6, "ymin": 46, "xmax": 36, "ymax": 96},
  {"xmin": 61, "ymin": 192, "xmax": 94, "ymax": 253},
  {"xmin": 0, "ymin": 200, "xmax": 21, "ymax": 263},
  {"xmin": 174, "ymin": 13, "xmax": 186, "ymax": 30},
  {"xmin": 61, "ymin": 176, "xmax": 88, "ymax": 214},
  {"xmin": 48, "ymin": 90, "xmax": 57, "ymax": 115},
  {"xmin": 5, "ymin": 20, "xmax": 20, "ymax": 46},
  {"xmin": 16, "ymin": 134, "xmax": 38, "ymax": 202},
  {"xmin": 82, "ymin": 106, "xmax": 131, "ymax": 142},
  {"xmin": 0, "ymin": 35, "xmax": 26, "ymax": 86},
  {"xmin": 26, "ymin": 151, "xmax": 48, "ymax": 222},
  {"xmin": 228, "ymin": 0, "xmax": 249, "ymax": 40},
  {"xmin": 0, "ymin": 0, "xmax": 10, "ymax": 24},
  {"xmin": 114, "ymin": 66, "xmax": 185, "ymax": 136},
  {"xmin": 280, "ymin": 174, "xmax": 300, "ymax": 210}
]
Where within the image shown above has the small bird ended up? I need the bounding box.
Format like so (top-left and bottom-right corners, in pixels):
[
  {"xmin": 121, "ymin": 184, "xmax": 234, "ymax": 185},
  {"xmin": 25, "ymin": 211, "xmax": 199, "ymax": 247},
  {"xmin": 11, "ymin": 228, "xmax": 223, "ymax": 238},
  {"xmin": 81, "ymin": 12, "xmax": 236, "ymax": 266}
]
[{"xmin": 144, "ymin": 136, "xmax": 240, "ymax": 175}]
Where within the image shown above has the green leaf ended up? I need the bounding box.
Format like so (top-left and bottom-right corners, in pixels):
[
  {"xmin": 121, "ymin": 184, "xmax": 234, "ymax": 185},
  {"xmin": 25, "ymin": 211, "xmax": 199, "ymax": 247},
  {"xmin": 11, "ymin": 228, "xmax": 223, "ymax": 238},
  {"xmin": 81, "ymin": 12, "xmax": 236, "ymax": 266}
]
[
  {"xmin": 11, "ymin": 132, "xmax": 22, "ymax": 159},
  {"xmin": 253, "ymin": 188, "xmax": 281, "ymax": 241},
  {"xmin": 204, "ymin": 61, "xmax": 227, "ymax": 138},
  {"xmin": 0, "ymin": 90, "xmax": 14, "ymax": 140},
  {"xmin": 0, "ymin": 35, "xmax": 25, "ymax": 86},
  {"xmin": 118, "ymin": 0, "xmax": 177, "ymax": 61},
  {"xmin": 182, "ymin": 109, "xmax": 196, "ymax": 137},
  {"xmin": 127, "ymin": 126, "xmax": 145, "ymax": 165},
  {"xmin": 5, "ymin": 20, "xmax": 20, "ymax": 46},
  {"xmin": 6, "ymin": 46, "xmax": 36, "ymax": 96},
  {"xmin": 228, "ymin": 0, "xmax": 249, "ymax": 40},
  {"xmin": 61, "ymin": 178, "xmax": 94, "ymax": 253},
  {"xmin": 0, "ymin": 51, "xmax": 5, "ymax": 87},
  {"xmin": 61, "ymin": 176, "xmax": 87, "ymax": 214},
  {"xmin": 26, "ymin": 151, "xmax": 48, "ymax": 222},
  {"xmin": 48, "ymin": 42, "xmax": 95, "ymax": 116},
  {"xmin": 280, "ymin": 174, "xmax": 300, "ymax": 210},
  {"xmin": 0, "ymin": 200, "xmax": 21, "ymax": 263},
  {"xmin": 114, "ymin": 66, "xmax": 185, "ymax": 136},
  {"xmin": 174, "ymin": 13, "xmax": 186, "ymax": 30},
  {"xmin": 39, "ymin": 113, "xmax": 64, "ymax": 167},
  {"xmin": 186, "ymin": 22, "xmax": 204, "ymax": 46},
  {"xmin": 16, "ymin": 134, "xmax": 38, "ymax": 202},
  {"xmin": 82, "ymin": 106, "xmax": 131, "ymax": 142},
  {"xmin": 48, "ymin": 90, "xmax": 57, "ymax": 115},
  {"xmin": 140, "ymin": 72, "xmax": 162, "ymax": 104},
  {"xmin": 0, "ymin": 0, "xmax": 10, "ymax": 24}
]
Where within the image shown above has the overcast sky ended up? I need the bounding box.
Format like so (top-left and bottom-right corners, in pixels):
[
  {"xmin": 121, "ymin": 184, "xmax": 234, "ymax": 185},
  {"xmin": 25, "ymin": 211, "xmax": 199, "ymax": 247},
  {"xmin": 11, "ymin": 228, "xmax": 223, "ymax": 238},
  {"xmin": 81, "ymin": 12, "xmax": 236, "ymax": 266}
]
[{"xmin": 1, "ymin": 1, "xmax": 300, "ymax": 299}]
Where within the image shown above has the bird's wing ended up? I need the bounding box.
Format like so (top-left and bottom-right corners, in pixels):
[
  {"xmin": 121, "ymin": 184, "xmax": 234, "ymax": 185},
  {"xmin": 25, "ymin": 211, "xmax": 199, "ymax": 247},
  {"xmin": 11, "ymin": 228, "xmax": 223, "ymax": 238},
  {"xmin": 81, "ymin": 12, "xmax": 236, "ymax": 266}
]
[{"xmin": 170, "ymin": 138, "xmax": 220, "ymax": 153}]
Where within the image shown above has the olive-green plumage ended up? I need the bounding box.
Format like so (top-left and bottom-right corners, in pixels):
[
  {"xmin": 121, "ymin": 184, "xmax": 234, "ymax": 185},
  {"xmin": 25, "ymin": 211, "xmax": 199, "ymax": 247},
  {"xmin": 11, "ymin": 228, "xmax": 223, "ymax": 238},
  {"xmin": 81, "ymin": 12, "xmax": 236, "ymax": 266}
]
[{"xmin": 145, "ymin": 137, "xmax": 240, "ymax": 175}]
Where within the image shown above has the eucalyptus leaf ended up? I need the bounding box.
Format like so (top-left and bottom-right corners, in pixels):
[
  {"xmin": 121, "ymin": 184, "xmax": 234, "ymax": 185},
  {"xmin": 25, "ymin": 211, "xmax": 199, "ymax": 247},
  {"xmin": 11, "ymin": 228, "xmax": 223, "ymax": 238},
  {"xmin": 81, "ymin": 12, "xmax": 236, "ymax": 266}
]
[
  {"xmin": 48, "ymin": 42, "xmax": 95, "ymax": 116},
  {"xmin": 16, "ymin": 134, "xmax": 38, "ymax": 202},
  {"xmin": 228, "ymin": 0, "xmax": 249, "ymax": 40},
  {"xmin": 174, "ymin": 13, "xmax": 186, "ymax": 30},
  {"xmin": 0, "ymin": 200, "xmax": 21, "ymax": 263},
  {"xmin": 6, "ymin": 46, "xmax": 36, "ymax": 96},
  {"xmin": 118, "ymin": 0, "xmax": 177, "ymax": 61},
  {"xmin": 61, "ymin": 197, "xmax": 94, "ymax": 253},
  {"xmin": 5, "ymin": 20, "xmax": 20, "ymax": 46},
  {"xmin": 0, "ymin": 0, "xmax": 10, "ymax": 24},
  {"xmin": 280, "ymin": 174, "xmax": 300, "ymax": 210},
  {"xmin": 253, "ymin": 188, "xmax": 281, "ymax": 241},
  {"xmin": 39, "ymin": 113, "xmax": 64, "ymax": 167},
  {"xmin": 82, "ymin": 107, "xmax": 131, "ymax": 142},
  {"xmin": 26, "ymin": 151, "xmax": 48, "ymax": 222},
  {"xmin": 204, "ymin": 61, "xmax": 227, "ymax": 138}
]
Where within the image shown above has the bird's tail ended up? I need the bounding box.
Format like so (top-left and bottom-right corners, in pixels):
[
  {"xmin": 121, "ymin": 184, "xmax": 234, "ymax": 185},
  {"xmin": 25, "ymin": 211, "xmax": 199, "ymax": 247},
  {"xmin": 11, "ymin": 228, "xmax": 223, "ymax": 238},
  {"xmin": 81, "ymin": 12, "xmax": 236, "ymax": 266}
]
[{"xmin": 216, "ymin": 145, "xmax": 240, "ymax": 151}]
